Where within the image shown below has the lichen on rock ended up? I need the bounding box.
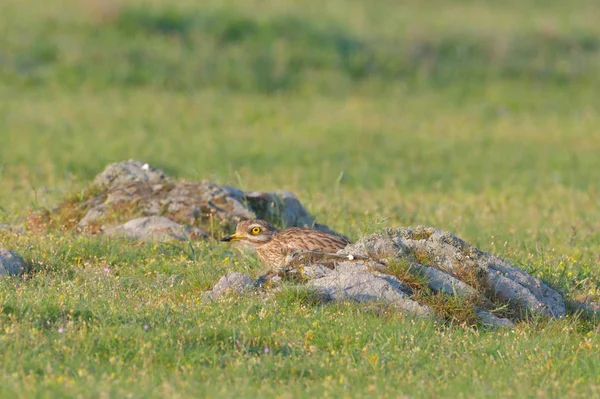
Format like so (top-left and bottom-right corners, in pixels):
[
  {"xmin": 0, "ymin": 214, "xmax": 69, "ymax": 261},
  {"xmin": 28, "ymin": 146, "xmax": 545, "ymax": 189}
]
[{"xmin": 29, "ymin": 160, "xmax": 340, "ymax": 242}]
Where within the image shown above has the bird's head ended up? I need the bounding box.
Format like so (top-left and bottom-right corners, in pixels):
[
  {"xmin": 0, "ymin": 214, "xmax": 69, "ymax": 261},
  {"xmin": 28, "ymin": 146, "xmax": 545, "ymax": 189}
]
[{"xmin": 220, "ymin": 219, "xmax": 279, "ymax": 247}]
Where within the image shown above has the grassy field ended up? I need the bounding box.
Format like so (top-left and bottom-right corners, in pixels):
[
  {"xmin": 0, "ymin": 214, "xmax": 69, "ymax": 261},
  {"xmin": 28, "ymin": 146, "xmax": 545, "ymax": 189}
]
[{"xmin": 1, "ymin": 0, "xmax": 600, "ymax": 397}]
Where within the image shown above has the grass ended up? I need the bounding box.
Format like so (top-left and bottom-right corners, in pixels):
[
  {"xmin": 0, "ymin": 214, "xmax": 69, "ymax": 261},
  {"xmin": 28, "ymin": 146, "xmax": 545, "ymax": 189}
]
[{"xmin": 1, "ymin": 0, "xmax": 600, "ymax": 397}]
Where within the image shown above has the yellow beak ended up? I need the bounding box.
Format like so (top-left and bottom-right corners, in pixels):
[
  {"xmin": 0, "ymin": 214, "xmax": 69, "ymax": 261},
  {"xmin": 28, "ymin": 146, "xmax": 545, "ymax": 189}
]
[{"xmin": 220, "ymin": 233, "xmax": 245, "ymax": 242}]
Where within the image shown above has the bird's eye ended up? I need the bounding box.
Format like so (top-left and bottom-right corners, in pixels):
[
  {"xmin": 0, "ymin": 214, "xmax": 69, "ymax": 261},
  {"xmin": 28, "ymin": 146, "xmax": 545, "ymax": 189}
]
[{"xmin": 250, "ymin": 226, "xmax": 262, "ymax": 235}]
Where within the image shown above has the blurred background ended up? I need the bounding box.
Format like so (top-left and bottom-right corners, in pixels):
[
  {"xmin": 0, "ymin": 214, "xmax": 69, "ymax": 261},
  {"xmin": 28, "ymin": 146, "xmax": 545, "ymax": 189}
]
[
  {"xmin": 2, "ymin": 3, "xmax": 600, "ymax": 395},
  {"xmin": 0, "ymin": 0, "xmax": 599, "ymax": 248}
]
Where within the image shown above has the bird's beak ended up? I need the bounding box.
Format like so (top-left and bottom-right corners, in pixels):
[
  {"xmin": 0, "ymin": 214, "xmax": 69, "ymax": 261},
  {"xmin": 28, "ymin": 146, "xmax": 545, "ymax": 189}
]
[{"xmin": 220, "ymin": 233, "xmax": 244, "ymax": 242}]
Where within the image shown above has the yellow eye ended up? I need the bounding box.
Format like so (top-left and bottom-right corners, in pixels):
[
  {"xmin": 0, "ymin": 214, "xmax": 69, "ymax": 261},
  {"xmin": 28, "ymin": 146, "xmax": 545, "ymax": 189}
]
[{"xmin": 250, "ymin": 226, "xmax": 262, "ymax": 235}]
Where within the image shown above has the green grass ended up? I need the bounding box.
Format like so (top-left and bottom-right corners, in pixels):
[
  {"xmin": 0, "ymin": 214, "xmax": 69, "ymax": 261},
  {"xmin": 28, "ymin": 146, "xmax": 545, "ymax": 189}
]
[{"xmin": 1, "ymin": 0, "xmax": 599, "ymax": 397}]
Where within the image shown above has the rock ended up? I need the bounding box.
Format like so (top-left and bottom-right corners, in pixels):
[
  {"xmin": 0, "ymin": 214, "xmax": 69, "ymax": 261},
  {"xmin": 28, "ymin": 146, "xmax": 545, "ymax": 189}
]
[
  {"xmin": 202, "ymin": 225, "xmax": 569, "ymax": 325},
  {"xmin": 411, "ymin": 264, "xmax": 479, "ymax": 298},
  {"xmin": 300, "ymin": 264, "xmax": 334, "ymax": 280},
  {"xmin": 267, "ymin": 227, "xmax": 566, "ymax": 325},
  {"xmin": 105, "ymin": 216, "xmax": 188, "ymax": 241},
  {"xmin": 102, "ymin": 180, "xmax": 255, "ymax": 226},
  {"xmin": 93, "ymin": 159, "xmax": 171, "ymax": 189},
  {"xmin": 341, "ymin": 226, "xmax": 566, "ymax": 318},
  {"xmin": 386, "ymin": 226, "xmax": 566, "ymax": 318},
  {"xmin": 476, "ymin": 310, "xmax": 515, "ymax": 328},
  {"xmin": 340, "ymin": 233, "xmax": 478, "ymax": 298},
  {"xmin": 244, "ymin": 191, "xmax": 339, "ymax": 234},
  {"xmin": 203, "ymin": 272, "xmax": 254, "ymax": 301},
  {"xmin": 205, "ymin": 225, "xmax": 567, "ymax": 326},
  {"xmin": 47, "ymin": 160, "xmax": 342, "ymax": 241},
  {"xmin": 342, "ymin": 235, "xmax": 478, "ymax": 298},
  {"xmin": 0, "ymin": 248, "xmax": 28, "ymax": 277},
  {"xmin": 308, "ymin": 261, "xmax": 431, "ymax": 316},
  {"xmin": 340, "ymin": 231, "xmax": 405, "ymax": 261},
  {"xmin": 78, "ymin": 205, "xmax": 106, "ymax": 227},
  {"xmin": 0, "ymin": 224, "xmax": 11, "ymax": 230}
]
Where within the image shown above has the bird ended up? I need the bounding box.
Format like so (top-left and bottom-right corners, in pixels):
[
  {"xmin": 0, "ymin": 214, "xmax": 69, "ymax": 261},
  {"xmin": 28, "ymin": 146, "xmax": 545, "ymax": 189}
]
[{"xmin": 220, "ymin": 219, "xmax": 351, "ymax": 267}]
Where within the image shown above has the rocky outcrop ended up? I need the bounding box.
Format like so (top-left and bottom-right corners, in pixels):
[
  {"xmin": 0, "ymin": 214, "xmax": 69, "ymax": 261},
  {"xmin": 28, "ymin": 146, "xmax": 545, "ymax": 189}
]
[
  {"xmin": 104, "ymin": 216, "xmax": 209, "ymax": 242},
  {"xmin": 207, "ymin": 227, "xmax": 566, "ymax": 328},
  {"xmin": 39, "ymin": 160, "xmax": 340, "ymax": 241},
  {"xmin": 93, "ymin": 160, "xmax": 171, "ymax": 189},
  {"xmin": 382, "ymin": 227, "xmax": 566, "ymax": 318}
]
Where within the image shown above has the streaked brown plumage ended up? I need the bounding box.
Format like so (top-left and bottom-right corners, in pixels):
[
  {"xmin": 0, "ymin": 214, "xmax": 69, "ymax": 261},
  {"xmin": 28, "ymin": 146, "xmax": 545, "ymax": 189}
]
[{"xmin": 220, "ymin": 219, "xmax": 351, "ymax": 267}]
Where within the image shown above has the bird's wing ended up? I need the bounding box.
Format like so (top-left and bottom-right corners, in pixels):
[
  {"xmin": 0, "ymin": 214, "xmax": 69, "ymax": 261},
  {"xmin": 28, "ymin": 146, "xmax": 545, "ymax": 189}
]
[{"xmin": 276, "ymin": 228, "xmax": 350, "ymax": 254}]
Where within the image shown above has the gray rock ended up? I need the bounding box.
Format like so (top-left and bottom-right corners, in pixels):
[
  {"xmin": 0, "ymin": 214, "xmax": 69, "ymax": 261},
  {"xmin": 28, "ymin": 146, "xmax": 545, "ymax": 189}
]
[
  {"xmin": 340, "ymin": 231, "xmax": 405, "ymax": 261},
  {"xmin": 244, "ymin": 191, "xmax": 338, "ymax": 235},
  {"xmin": 411, "ymin": 264, "xmax": 479, "ymax": 298},
  {"xmin": 203, "ymin": 272, "xmax": 254, "ymax": 301},
  {"xmin": 476, "ymin": 310, "xmax": 515, "ymax": 328},
  {"xmin": 205, "ymin": 225, "xmax": 567, "ymax": 325},
  {"xmin": 300, "ymin": 264, "xmax": 334, "ymax": 280},
  {"xmin": 101, "ymin": 180, "xmax": 255, "ymax": 226},
  {"xmin": 105, "ymin": 216, "xmax": 187, "ymax": 241},
  {"xmin": 288, "ymin": 227, "xmax": 566, "ymax": 324},
  {"xmin": 0, "ymin": 248, "xmax": 28, "ymax": 277},
  {"xmin": 309, "ymin": 261, "xmax": 430, "ymax": 316},
  {"xmin": 49, "ymin": 160, "xmax": 343, "ymax": 241},
  {"xmin": 204, "ymin": 226, "xmax": 568, "ymax": 325},
  {"xmin": 78, "ymin": 205, "xmax": 107, "ymax": 227},
  {"xmin": 342, "ymin": 235, "xmax": 477, "ymax": 297},
  {"xmin": 93, "ymin": 160, "xmax": 171, "ymax": 189},
  {"xmin": 380, "ymin": 226, "xmax": 566, "ymax": 318},
  {"xmin": 0, "ymin": 224, "xmax": 11, "ymax": 230}
]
